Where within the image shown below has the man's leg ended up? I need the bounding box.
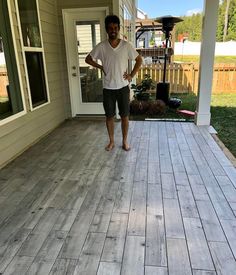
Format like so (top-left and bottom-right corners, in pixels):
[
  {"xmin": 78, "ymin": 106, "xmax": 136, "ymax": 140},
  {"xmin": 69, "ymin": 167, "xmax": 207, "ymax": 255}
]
[
  {"xmin": 121, "ymin": 116, "xmax": 130, "ymax": 151},
  {"xmin": 117, "ymin": 86, "xmax": 130, "ymax": 151},
  {"xmin": 105, "ymin": 116, "xmax": 115, "ymax": 151},
  {"xmin": 103, "ymin": 89, "xmax": 116, "ymax": 151}
]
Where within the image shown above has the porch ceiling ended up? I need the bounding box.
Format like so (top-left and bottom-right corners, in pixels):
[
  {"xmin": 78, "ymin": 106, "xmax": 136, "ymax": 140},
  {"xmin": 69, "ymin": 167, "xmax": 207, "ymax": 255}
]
[{"xmin": 0, "ymin": 120, "xmax": 236, "ymax": 274}]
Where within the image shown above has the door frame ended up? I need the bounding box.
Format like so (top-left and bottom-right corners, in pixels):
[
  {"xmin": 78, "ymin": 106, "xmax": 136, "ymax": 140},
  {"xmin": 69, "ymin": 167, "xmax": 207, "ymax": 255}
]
[{"xmin": 62, "ymin": 7, "xmax": 109, "ymax": 117}]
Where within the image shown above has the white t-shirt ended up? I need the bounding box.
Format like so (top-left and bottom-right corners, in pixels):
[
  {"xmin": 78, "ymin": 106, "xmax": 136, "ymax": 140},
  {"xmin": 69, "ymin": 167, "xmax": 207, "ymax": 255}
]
[{"xmin": 89, "ymin": 39, "xmax": 139, "ymax": 89}]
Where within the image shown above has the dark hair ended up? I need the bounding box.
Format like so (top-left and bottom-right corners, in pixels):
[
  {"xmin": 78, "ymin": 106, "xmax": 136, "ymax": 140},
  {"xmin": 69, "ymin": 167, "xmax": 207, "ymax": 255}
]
[{"xmin": 105, "ymin": 15, "xmax": 120, "ymax": 30}]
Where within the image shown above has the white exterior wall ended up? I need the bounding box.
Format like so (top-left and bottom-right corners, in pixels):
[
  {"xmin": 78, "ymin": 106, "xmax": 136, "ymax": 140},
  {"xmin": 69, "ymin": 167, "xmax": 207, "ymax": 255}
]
[
  {"xmin": 175, "ymin": 41, "xmax": 236, "ymax": 56},
  {"xmin": 0, "ymin": 0, "xmax": 67, "ymax": 168}
]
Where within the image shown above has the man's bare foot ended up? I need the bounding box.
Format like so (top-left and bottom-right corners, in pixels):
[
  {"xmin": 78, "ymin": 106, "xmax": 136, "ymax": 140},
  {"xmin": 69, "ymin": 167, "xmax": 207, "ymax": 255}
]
[
  {"xmin": 122, "ymin": 143, "xmax": 130, "ymax": 151},
  {"xmin": 105, "ymin": 143, "xmax": 115, "ymax": 151}
]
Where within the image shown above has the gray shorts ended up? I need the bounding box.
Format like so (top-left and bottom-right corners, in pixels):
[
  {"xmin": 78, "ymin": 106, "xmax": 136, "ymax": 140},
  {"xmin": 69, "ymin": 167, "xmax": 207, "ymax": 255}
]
[{"xmin": 103, "ymin": 85, "xmax": 130, "ymax": 117}]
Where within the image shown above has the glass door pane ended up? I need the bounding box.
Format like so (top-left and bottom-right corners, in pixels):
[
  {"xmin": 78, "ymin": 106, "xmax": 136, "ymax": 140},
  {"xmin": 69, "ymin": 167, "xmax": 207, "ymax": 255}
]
[{"xmin": 76, "ymin": 21, "xmax": 103, "ymax": 103}]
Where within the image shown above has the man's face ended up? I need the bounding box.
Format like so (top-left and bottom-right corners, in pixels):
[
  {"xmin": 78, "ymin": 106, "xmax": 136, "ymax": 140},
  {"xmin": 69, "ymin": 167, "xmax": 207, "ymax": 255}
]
[{"xmin": 106, "ymin": 23, "xmax": 120, "ymax": 40}]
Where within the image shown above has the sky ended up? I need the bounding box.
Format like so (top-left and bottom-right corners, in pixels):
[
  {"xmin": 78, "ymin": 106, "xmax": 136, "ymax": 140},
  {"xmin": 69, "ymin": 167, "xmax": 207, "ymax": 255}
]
[{"xmin": 137, "ymin": 0, "xmax": 204, "ymax": 18}]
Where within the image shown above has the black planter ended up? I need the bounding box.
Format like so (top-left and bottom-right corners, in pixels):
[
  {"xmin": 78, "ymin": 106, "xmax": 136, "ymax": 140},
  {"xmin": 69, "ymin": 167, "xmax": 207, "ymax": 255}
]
[{"xmin": 156, "ymin": 82, "xmax": 170, "ymax": 104}]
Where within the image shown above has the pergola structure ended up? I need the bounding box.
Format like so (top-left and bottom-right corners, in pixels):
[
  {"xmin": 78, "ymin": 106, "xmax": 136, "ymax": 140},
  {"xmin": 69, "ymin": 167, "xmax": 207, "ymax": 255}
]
[{"xmin": 135, "ymin": 18, "xmax": 162, "ymax": 40}]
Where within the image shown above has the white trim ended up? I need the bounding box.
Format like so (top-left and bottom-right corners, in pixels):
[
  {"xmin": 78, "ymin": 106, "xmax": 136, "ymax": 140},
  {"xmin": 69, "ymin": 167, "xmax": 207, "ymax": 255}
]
[
  {"xmin": 194, "ymin": 111, "xmax": 211, "ymax": 126},
  {"xmin": 0, "ymin": 110, "xmax": 26, "ymax": 126},
  {"xmin": 0, "ymin": 0, "xmax": 27, "ymax": 127},
  {"xmin": 14, "ymin": 0, "xmax": 50, "ymax": 112},
  {"xmin": 62, "ymin": 11, "xmax": 78, "ymax": 117},
  {"xmin": 22, "ymin": 47, "xmax": 43, "ymax": 52},
  {"xmin": 62, "ymin": 7, "xmax": 109, "ymax": 14},
  {"xmin": 195, "ymin": 0, "xmax": 219, "ymax": 126},
  {"xmin": 62, "ymin": 7, "xmax": 109, "ymax": 117}
]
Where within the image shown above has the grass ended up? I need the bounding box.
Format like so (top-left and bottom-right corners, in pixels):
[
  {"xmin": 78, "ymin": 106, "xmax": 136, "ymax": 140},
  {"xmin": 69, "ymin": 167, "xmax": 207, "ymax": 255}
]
[
  {"xmin": 130, "ymin": 93, "xmax": 236, "ymax": 158},
  {"xmin": 174, "ymin": 55, "xmax": 236, "ymax": 64},
  {"xmin": 210, "ymin": 94, "xmax": 236, "ymax": 158}
]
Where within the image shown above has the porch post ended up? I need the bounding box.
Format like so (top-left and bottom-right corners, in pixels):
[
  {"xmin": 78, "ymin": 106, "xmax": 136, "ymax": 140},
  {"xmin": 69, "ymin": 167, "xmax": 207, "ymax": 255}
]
[{"xmin": 195, "ymin": 0, "xmax": 219, "ymax": 125}]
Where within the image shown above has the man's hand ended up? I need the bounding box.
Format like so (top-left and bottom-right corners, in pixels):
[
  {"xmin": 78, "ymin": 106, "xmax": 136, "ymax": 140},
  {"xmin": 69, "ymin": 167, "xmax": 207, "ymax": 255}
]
[{"xmin": 123, "ymin": 72, "xmax": 132, "ymax": 82}]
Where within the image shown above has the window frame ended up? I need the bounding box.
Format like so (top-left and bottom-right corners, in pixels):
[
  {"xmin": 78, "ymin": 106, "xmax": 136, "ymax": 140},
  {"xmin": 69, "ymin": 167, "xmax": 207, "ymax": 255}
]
[
  {"xmin": 15, "ymin": 0, "xmax": 50, "ymax": 111},
  {"xmin": 0, "ymin": 0, "xmax": 26, "ymax": 126}
]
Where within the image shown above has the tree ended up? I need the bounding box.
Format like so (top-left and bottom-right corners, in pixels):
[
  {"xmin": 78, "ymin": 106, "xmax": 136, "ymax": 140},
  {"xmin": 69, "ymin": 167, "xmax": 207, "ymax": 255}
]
[
  {"xmin": 223, "ymin": 0, "xmax": 231, "ymax": 41},
  {"xmin": 174, "ymin": 14, "xmax": 202, "ymax": 42},
  {"xmin": 217, "ymin": 0, "xmax": 236, "ymax": 41},
  {"xmin": 175, "ymin": 1, "xmax": 236, "ymax": 43}
]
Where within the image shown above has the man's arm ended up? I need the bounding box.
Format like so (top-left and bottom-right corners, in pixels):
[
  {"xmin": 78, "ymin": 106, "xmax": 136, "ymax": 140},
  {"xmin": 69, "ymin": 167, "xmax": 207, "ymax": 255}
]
[
  {"xmin": 85, "ymin": 54, "xmax": 105, "ymax": 74},
  {"xmin": 123, "ymin": 54, "xmax": 143, "ymax": 82}
]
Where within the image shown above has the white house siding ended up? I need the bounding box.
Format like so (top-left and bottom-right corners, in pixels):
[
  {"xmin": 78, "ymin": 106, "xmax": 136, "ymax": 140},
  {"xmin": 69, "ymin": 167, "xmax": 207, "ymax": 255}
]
[
  {"xmin": 0, "ymin": 0, "xmax": 67, "ymax": 168},
  {"xmin": 117, "ymin": 0, "xmax": 136, "ymax": 45}
]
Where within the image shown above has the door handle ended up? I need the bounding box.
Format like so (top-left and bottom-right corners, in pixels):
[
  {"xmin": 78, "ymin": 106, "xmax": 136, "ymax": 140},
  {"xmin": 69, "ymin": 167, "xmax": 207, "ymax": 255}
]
[{"xmin": 72, "ymin": 73, "xmax": 77, "ymax": 77}]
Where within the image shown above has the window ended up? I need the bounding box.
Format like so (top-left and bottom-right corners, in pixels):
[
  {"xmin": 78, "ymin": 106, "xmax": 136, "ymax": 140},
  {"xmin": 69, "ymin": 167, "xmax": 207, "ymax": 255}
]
[
  {"xmin": 0, "ymin": 0, "xmax": 24, "ymax": 121},
  {"xmin": 123, "ymin": 6, "xmax": 132, "ymax": 42},
  {"xmin": 17, "ymin": 0, "xmax": 49, "ymax": 109}
]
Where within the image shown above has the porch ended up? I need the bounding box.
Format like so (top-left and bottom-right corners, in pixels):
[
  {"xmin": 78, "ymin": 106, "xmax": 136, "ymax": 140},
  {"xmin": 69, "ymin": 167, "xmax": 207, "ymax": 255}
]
[{"xmin": 0, "ymin": 119, "xmax": 236, "ymax": 275}]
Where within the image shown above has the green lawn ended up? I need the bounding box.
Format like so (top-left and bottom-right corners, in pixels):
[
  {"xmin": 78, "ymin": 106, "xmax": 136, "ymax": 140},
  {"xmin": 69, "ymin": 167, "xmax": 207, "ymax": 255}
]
[
  {"xmin": 174, "ymin": 55, "xmax": 236, "ymax": 63},
  {"xmin": 130, "ymin": 93, "xmax": 236, "ymax": 158},
  {"xmin": 210, "ymin": 94, "xmax": 236, "ymax": 158}
]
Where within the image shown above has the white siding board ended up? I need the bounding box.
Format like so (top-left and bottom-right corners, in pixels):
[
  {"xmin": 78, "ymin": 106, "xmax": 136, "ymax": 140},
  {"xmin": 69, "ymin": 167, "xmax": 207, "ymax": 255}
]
[{"xmin": 0, "ymin": 0, "xmax": 67, "ymax": 167}]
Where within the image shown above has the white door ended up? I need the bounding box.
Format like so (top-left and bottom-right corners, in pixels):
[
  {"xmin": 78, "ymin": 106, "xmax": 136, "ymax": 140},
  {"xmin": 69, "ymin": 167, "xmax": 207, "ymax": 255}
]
[{"xmin": 63, "ymin": 8, "xmax": 108, "ymax": 116}]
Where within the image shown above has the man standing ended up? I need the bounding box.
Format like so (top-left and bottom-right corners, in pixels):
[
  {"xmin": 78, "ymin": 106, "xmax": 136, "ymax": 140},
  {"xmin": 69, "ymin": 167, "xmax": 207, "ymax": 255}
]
[{"xmin": 85, "ymin": 15, "xmax": 142, "ymax": 151}]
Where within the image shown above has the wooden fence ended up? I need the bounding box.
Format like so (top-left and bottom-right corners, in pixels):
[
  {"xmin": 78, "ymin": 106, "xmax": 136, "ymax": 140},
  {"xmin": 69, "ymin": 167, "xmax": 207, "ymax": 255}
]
[
  {"xmin": 137, "ymin": 63, "xmax": 236, "ymax": 94},
  {"xmin": 0, "ymin": 68, "xmax": 8, "ymax": 98}
]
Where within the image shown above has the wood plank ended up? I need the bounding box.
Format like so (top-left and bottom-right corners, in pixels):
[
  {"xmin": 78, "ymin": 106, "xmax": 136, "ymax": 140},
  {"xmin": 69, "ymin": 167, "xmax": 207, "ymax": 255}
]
[
  {"xmin": 18, "ymin": 208, "xmax": 61, "ymax": 257},
  {"xmin": 196, "ymin": 200, "xmax": 226, "ymax": 242},
  {"xmin": 2, "ymin": 255, "xmax": 33, "ymax": 275},
  {"xmin": 177, "ymin": 185, "xmax": 199, "ymax": 218},
  {"xmin": 128, "ymin": 181, "xmax": 147, "ymax": 236},
  {"xmin": 113, "ymin": 181, "xmax": 133, "ymax": 213},
  {"xmin": 145, "ymin": 214, "xmax": 167, "ymax": 266},
  {"xmin": 161, "ymin": 173, "xmax": 177, "ymax": 199},
  {"xmin": 164, "ymin": 199, "xmax": 185, "ymax": 239},
  {"xmin": 147, "ymin": 184, "xmax": 163, "ymax": 216},
  {"xmin": 168, "ymin": 137, "xmax": 186, "ymax": 174},
  {"xmin": 174, "ymin": 172, "xmax": 189, "ymax": 186},
  {"xmin": 49, "ymin": 259, "xmax": 77, "ymax": 275},
  {"xmin": 148, "ymin": 162, "xmax": 161, "ymax": 184},
  {"xmin": 209, "ymin": 241, "xmax": 236, "ymax": 275},
  {"xmin": 97, "ymin": 262, "xmax": 121, "ymax": 275},
  {"xmin": 101, "ymin": 213, "xmax": 128, "ymax": 263},
  {"xmin": 220, "ymin": 219, "xmax": 236, "ymax": 258},
  {"xmin": 25, "ymin": 259, "xmax": 55, "ymax": 275},
  {"xmin": 192, "ymin": 270, "xmax": 216, "ymax": 275},
  {"xmin": 183, "ymin": 217, "xmax": 214, "ymax": 270},
  {"xmin": 188, "ymin": 175, "xmax": 210, "ymax": 201},
  {"xmin": 121, "ymin": 236, "xmax": 145, "ymax": 275},
  {"xmin": 59, "ymin": 212, "xmax": 94, "ymax": 259},
  {"xmin": 223, "ymin": 166, "xmax": 236, "ymax": 188},
  {"xmin": 89, "ymin": 212, "xmax": 111, "ymax": 233},
  {"xmin": 0, "ymin": 228, "xmax": 31, "ymax": 273},
  {"xmin": 74, "ymin": 232, "xmax": 106, "ymax": 275},
  {"xmin": 145, "ymin": 266, "xmax": 168, "ymax": 275},
  {"xmin": 167, "ymin": 238, "xmax": 192, "ymax": 275},
  {"xmin": 182, "ymin": 155, "xmax": 199, "ymax": 175},
  {"xmin": 158, "ymin": 123, "xmax": 173, "ymax": 174},
  {"xmin": 25, "ymin": 230, "xmax": 67, "ymax": 274}
]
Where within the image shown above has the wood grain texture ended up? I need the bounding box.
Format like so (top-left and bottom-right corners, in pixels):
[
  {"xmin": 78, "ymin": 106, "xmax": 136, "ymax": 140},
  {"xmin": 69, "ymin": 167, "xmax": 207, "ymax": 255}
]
[{"xmin": 0, "ymin": 120, "xmax": 236, "ymax": 274}]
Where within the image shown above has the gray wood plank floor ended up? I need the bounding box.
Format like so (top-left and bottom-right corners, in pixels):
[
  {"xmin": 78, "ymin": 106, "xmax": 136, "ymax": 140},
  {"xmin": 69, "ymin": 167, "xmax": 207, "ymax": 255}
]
[{"xmin": 0, "ymin": 120, "xmax": 236, "ymax": 275}]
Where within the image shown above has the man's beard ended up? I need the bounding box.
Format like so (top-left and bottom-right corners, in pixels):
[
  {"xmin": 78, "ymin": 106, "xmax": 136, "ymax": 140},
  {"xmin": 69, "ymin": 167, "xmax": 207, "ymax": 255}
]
[{"xmin": 109, "ymin": 33, "xmax": 118, "ymax": 40}]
